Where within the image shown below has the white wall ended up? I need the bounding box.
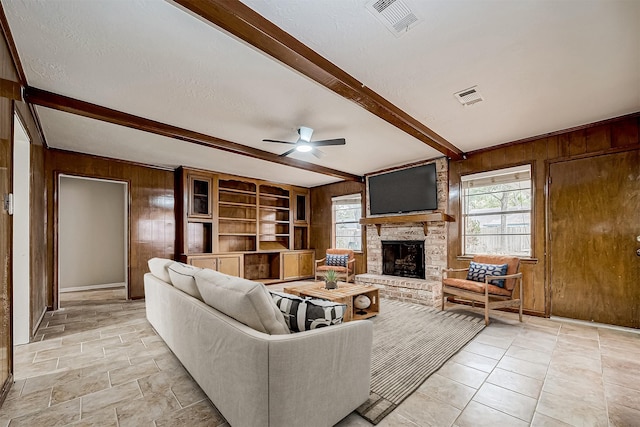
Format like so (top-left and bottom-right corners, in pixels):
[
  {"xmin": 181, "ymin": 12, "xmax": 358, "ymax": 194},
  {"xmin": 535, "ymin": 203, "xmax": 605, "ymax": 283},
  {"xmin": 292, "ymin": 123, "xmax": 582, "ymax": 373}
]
[
  {"xmin": 59, "ymin": 176, "xmax": 126, "ymax": 291},
  {"xmin": 12, "ymin": 115, "xmax": 30, "ymax": 345}
]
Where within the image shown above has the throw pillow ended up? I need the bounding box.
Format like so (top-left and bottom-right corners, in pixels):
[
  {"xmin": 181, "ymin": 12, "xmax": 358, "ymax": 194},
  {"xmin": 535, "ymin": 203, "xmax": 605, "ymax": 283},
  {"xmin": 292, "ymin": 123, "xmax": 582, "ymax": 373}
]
[
  {"xmin": 194, "ymin": 269, "xmax": 290, "ymax": 335},
  {"xmin": 326, "ymin": 253, "xmax": 349, "ymax": 267},
  {"xmin": 147, "ymin": 257, "xmax": 173, "ymax": 283},
  {"xmin": 466, "ymin": 261, "xmax": 509, "ymax": 288},
  {"xmin": 270, "ymin": 291, "xmax": 347, "ymax": 332},
  {"xmin": 167, "ymin": 262, "xmax": 203, "ymax": 299}
]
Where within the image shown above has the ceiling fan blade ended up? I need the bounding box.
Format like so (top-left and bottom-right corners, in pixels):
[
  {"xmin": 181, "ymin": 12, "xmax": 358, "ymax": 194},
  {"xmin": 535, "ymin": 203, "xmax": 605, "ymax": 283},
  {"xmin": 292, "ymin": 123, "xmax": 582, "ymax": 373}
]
[
  {"xmin": 263, "ymin": 139, "xmax": 297, "ymax": 144},
  {"xmin": 312, "ymin": 138, "xmax": 346, "ymax": 146},
  {"xmin": 279, "ymin": 148, "xmax": 297, "ymax": 157},
  {"xmin": 311, "ymin": 148, "xmax": 325, "ymax": 159}
]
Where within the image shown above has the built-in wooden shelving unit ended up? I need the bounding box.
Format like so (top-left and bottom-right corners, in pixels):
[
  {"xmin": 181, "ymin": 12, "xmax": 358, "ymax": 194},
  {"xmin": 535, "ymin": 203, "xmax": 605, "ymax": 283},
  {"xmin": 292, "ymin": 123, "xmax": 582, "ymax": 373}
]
[
  {"xmin": 176, "ymin": 167, "xmax": 314, "ymax": 283},
  {"xmin": 359, "ymin": 212, "xmax": 455, "ymax": 236}
]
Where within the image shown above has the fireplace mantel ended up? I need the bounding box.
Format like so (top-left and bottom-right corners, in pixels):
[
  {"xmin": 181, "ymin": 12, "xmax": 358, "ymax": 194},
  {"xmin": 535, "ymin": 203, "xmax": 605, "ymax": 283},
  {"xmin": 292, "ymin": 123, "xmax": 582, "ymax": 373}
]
[{"xmin": 359, "ymin": 212, "xmax": 454, "ymax": 236}]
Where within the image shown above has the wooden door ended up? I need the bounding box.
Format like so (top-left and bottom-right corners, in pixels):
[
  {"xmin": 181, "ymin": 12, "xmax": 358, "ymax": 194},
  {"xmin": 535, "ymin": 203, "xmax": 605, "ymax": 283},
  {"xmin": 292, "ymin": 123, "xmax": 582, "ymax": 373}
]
[
  {"xmin": 299, "ymin": 251, "xmax": 314, "ymax": 277},
  {"xmin": 190, "ymin": 256, "xmax": 217, "ymax": 270},
  {"xmin": 217, "ymin": 255, "xmax": 241, "ymax": 277},
  {"xmin": 281, "ymin": 252, "xmax": 299, "ymax": 280},
  {"xmin": 549, "ymin": 150, "xmax": 640, "ymax": 328},
  {"xmin": 0, "ymin": 108, "xmax": 13, "ymax": 399}
]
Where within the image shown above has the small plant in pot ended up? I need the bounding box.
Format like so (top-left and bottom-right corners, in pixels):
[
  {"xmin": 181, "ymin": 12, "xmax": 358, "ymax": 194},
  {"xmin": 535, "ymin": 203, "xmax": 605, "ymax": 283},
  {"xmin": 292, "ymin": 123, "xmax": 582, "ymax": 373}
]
[{"xmin": 324, "ymin": 269, "xmax": 338, "ymax": 290}]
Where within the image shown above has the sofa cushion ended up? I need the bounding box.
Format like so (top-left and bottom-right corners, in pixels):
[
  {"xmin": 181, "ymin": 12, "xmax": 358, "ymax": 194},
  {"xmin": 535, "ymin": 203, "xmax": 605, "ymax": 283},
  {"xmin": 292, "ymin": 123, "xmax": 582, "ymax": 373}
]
[
  {"xmin": 148, "ymin": 257, "xmax": 173, "ymax": 283},
  {"xmin": 194, "ymin": 269, "xmax": 289, "ymax": 335},
  {"xmin": 270, "ymin": 291, "xmax": 347, "ymax": 332},
  {"xmin": 168, "ymin": 262, "xmax": 203, "ymax": 300},
  {"xmin": 326, "ymin": 253, "xmax": 349, "ymax": 267},
  {"xmin": 466, "ymin": 261, "xmax": 509, "ymax": 288}
]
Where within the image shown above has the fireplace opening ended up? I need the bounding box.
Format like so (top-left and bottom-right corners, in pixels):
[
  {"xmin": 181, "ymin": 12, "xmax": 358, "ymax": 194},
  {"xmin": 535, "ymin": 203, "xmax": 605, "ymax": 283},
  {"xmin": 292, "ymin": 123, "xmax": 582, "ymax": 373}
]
[{"xmin": 382, "ymin": 240, "xmax": 425, "ymax": 279}]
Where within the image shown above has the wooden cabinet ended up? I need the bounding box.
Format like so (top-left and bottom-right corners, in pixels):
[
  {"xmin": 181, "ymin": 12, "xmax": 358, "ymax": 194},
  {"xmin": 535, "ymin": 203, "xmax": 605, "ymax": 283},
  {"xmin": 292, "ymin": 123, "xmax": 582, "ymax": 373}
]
[
  {"xmin": 294, "ymin": 192, "xmax": 308, "ymax": 224},
  {"xmin": 188, "ymin": 174, "xmax": 212, "ymax": 219},
  {"xmin": 281, "ymin": 250, "xmax": 315, "ymax": 280},
  {"xmin": 177, "ymin": 167, "xmax": 312, "ymax": 283},
  {"xmin": 187, "ymin": 254, "xmax": 243, "ymax": 277}
]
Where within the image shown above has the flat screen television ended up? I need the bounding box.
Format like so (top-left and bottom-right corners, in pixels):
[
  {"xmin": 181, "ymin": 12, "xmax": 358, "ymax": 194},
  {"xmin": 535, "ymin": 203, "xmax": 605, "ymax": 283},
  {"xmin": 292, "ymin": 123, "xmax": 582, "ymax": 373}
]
[{"xmin": 368, "ymin": 163, "xmax": 438, "ymax": 215}]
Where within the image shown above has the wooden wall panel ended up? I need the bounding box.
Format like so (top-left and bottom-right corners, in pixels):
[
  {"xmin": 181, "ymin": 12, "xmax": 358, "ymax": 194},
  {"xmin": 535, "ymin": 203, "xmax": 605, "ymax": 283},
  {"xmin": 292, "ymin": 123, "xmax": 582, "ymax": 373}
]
[
  {"xmin": 448, "ymin": 114, "xmax": 640, "ymax": 317},
  {"xmin": 310, "ymin": 181, "xmax": 366, "ymax": 275},
  {"xmin": 45, "ymin": 149, "xmax": 175, "ymax": 302},
  {"xmin": 29, "ymin": 144, "xmax": 46, "ymax": 334}
]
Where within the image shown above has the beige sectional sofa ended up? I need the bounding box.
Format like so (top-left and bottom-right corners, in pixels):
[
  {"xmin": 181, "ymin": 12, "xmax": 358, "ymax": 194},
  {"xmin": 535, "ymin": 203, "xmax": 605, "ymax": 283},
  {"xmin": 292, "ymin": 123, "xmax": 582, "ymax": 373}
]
[{"xmin": 144, "ymin": 259, "xmax": 373, "ymax": 427}]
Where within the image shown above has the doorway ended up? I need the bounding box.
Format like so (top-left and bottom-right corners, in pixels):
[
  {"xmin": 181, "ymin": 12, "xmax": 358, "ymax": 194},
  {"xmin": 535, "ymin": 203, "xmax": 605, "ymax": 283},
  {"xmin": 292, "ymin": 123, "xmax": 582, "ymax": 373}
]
[
  {"xmin": 12, "ymin": 114, "xmax": 30, "ymax": 345},
  {"xmin": 57, "ymin": 175, "xmax": 128, "ymax": 308},
  {"xmin": 549, "ymin": 150, "xmax": 640, "ymax": 328}
]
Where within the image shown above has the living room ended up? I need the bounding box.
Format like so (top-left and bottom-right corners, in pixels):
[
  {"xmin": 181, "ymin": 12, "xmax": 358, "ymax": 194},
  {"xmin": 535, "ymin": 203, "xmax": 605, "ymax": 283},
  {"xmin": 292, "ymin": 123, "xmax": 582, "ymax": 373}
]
[{"xmin": 0, "ymin": 1, "xmax": 639, "ymax": 426}]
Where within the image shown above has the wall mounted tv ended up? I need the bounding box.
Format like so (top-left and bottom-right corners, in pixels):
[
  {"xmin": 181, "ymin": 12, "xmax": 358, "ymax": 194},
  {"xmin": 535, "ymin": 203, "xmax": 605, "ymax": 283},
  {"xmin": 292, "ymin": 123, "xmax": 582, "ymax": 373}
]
[{"xmin": 368, "ymin": 163, "xmax": 438, "ymax": 215}]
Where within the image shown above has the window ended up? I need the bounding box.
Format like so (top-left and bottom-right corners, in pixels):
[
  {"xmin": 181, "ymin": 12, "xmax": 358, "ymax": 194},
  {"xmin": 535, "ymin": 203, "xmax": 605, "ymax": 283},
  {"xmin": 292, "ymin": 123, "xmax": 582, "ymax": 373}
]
[
  {"xmin": 332, "ymin": 194, "xmax": 362, "ymax": 251},
  {"xmin": 461, "ymin": 165, "xmax": 532, "ymax": 257}
]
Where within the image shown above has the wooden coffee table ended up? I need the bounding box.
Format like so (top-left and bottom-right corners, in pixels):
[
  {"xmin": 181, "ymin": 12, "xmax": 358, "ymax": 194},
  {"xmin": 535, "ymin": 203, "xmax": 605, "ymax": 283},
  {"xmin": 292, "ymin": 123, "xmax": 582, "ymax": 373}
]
[{"xmin": 282, "ymin": 282, "xmax": 379, "ymax": 322}]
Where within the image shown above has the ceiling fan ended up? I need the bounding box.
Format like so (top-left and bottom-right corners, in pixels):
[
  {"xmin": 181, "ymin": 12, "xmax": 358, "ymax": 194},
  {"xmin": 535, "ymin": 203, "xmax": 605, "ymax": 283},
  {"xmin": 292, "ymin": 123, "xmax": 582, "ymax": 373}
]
[{"xmin": 263, "ymin": 126, "xmax": 346, "ymax": 158}]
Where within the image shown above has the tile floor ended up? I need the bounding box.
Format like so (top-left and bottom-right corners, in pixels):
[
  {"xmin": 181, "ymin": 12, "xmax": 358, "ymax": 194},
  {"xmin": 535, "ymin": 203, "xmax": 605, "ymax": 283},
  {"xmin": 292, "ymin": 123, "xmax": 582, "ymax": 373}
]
[{"xmin": 1, "ymin": 287, "xmax": 639, "ymax": 426}]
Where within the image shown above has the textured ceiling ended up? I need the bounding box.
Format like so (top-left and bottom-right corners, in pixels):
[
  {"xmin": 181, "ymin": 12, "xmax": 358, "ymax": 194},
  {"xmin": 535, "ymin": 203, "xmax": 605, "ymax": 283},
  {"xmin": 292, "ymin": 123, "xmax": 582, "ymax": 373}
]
[{"xmin": 3, "ymin": 0, "xmax": 639, "ymax": 187}]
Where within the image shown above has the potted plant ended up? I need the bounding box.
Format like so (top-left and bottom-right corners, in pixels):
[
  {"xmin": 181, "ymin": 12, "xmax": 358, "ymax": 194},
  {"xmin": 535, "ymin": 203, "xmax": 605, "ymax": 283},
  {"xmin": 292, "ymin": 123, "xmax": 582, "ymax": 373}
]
[{"xmin": 324, "ymin": 269, "xmax": 338, "ymax": 290}]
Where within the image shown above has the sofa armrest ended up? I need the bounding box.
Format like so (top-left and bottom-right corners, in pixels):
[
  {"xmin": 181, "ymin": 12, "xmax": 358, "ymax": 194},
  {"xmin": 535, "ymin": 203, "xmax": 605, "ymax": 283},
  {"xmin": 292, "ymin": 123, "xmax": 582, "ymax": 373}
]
[{"xmin": 267, "ymin": 320, "xmax": 373, "ymax": 427}]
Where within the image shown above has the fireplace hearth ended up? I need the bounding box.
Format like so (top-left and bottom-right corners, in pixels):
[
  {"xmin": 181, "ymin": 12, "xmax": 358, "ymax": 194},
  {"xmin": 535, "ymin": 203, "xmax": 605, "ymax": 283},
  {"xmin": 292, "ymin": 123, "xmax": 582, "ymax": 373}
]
[{"xmin": 382, "ymin": 240, "xmax": 425, "ymax": 279}]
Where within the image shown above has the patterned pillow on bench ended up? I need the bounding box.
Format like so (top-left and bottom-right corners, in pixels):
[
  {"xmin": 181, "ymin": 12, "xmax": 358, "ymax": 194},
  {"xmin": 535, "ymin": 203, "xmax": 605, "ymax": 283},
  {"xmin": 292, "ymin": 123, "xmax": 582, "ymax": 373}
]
[
  {"xmin": 466, "ymin": 261, "xmax": 509, "ymax": 288},
  {"xmin": 326, "ymin": 253, "xmax": 349, "ymax": 267}
]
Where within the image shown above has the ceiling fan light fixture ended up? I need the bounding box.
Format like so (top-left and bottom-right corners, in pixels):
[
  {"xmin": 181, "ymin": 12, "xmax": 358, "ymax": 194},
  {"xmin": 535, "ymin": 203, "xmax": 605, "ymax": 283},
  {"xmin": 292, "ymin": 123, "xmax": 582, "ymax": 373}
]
[{"xmin": 296, "ymin": 143, "xmax": 313, "ymax": 152}]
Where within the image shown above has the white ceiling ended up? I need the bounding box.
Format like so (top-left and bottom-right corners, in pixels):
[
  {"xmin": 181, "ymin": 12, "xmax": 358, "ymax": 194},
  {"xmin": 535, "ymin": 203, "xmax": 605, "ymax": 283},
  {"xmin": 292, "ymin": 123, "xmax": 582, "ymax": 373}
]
[{"xmin": 3, "ymin": 0, "xmax": 639, "ymax": 187}]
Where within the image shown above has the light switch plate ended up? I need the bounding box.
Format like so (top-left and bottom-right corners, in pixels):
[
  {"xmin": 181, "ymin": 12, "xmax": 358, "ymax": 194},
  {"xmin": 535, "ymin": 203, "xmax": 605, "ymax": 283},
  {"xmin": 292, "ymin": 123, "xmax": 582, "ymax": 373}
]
[{"xmin": 3, "ymin": 193, "xmax": 13, "ymax": 215}]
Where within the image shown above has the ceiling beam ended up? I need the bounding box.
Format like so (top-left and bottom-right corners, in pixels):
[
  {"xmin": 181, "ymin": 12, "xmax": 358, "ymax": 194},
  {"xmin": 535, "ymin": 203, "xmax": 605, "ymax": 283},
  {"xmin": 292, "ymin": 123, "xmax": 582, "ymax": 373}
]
[
  {"xmin": 24, "ymin": 87, "xmax": 363, "ymax": 182},
  {"xmin": 172, "ymin": 0, "xmax": 464, "ymax": 161}
]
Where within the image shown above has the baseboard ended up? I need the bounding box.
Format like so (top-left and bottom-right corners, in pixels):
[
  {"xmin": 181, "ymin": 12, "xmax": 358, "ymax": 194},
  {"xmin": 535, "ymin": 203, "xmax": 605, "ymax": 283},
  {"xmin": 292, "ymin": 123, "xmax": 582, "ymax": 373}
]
[
  {"xmin": 0, "ymin": 373, "xmax": 13, "ymax": 408},
  {"xmin": 59, "ymin": 282, "xmax": 126, "ymax": 293}
]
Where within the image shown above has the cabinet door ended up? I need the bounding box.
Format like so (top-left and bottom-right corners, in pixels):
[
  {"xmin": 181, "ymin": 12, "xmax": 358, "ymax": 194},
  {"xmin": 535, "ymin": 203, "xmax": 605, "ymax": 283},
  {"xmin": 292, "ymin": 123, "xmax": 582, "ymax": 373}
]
[
  {"xmin": 294, "ymin": 192, "xmax": 308, "ymax": 224},
  {"xmin": 281, "ymin": 252, "xmax": 300, "ymax": 280},
  {"xmin": 188, "ymin": 175, "xmax": 212, "ymax": 219},
  {"xmin": 189, "ymin": 256, "xmax": 217, "ymax": 270},
  {"xmin": 217, "ymin": 256, "xmax": 241, "ymax": 277},
  {"xmin": 298, "ymin": 251, "xmax": 314, "ymax": 278}
]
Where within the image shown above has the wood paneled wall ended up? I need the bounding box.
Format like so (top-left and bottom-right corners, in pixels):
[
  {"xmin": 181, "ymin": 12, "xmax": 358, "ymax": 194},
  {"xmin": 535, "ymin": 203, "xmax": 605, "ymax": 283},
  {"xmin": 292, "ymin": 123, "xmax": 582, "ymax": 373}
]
[
  {"xmin": 448, "ymin": 114, "xmax": 640, "ymax": 316},
  {"xmin": 310, "ymin": 181, "xmax": 366, "ymax": 274},
  {"xmin": 29, "ymin": 139, "xmax": 46, "ymax": 333},
  {"xmin": 45, "ymin": 149, "xmax": 175, "ymax": 303}
]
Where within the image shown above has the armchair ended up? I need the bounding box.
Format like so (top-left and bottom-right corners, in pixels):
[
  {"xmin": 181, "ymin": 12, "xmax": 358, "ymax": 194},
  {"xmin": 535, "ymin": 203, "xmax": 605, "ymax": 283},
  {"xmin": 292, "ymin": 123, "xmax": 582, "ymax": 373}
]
[
  {"xmin": 315, "ymin": 249, "xmax": 356, "ymax": 283},
  {"xmin": 441, "ymin": 255, "xmax": 523, "ymax": 325}
]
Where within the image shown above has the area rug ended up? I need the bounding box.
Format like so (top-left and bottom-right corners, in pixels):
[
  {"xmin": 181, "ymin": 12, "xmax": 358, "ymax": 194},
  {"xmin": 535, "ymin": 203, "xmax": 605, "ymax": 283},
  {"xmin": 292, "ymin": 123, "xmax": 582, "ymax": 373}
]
[{"xmin": 356, "ymin": 300, "xmax": 485, "ymax": 424}]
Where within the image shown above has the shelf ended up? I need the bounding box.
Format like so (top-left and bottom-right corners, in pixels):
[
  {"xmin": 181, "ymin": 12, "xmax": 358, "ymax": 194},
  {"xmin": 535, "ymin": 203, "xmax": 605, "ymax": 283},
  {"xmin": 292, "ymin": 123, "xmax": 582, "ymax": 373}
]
[
  {"xmin": 219, "ymin": 201, "xmax": 257, "ymax": 208},
  {"xmin": 359, "ymin": 212, "xmax": 455, "ymax": 236},
  {"xmin": 219, "ymin": 188, "xmax": 256, "ymax": 196},
  {"xmin": 260, "ymin": 220, "xmax": 290, "ymax": 224},
  {"xmin": 219, "ymin": 233, "xmax": 257, "ymax": 236},
  {"xmin": 259, "ymin": 205, "xmax": 290, "ymax": 211},
  {"xmin": 219, "ymin": 217, "xmax": 257, "ymax": 222}
]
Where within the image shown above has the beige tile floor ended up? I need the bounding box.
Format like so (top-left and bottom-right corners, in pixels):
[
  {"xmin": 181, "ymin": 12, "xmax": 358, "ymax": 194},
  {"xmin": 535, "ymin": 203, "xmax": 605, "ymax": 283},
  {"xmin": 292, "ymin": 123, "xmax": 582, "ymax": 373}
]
[{"xmin": 2, "ymin": 287, "xmax": 639, "ymax": 426}]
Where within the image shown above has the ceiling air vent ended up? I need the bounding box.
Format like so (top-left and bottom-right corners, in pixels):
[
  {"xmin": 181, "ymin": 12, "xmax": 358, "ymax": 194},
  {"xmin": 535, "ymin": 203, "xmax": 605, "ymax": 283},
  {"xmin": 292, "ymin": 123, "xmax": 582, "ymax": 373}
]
[
  {"xmin": 366, "ymin": 0, "xmax": 422, "ymax": 38},
  {"xmin": 454, "ymin": 86, "xmax": 484, "ymax": 106}
]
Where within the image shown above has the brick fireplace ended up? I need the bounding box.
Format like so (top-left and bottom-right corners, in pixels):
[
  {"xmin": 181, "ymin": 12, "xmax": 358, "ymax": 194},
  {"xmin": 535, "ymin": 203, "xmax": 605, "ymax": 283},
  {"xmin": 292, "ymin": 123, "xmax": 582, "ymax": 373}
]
[{"xmin": 355, "ymin": 158, "xmax": 449, "ymax": 308}]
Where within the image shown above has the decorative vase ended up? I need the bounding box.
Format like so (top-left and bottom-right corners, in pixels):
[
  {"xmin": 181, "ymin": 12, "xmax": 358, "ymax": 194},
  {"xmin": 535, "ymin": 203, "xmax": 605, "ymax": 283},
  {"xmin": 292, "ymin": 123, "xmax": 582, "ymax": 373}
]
[{"xmin": 325, "ymin": 281, "xmax": 337, "ymax": 290}]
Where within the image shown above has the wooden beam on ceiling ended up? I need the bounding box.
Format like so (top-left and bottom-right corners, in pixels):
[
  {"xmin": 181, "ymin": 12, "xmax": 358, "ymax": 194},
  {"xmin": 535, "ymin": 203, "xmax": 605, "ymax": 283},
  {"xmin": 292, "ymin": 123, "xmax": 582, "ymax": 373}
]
[
  {"xmin": 24, "ymin": 87, "xmax": 363, "ymax": 182},
  {"xmin": 172, "ymin": 0, "xmax": 464, "ymax": 161}
]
